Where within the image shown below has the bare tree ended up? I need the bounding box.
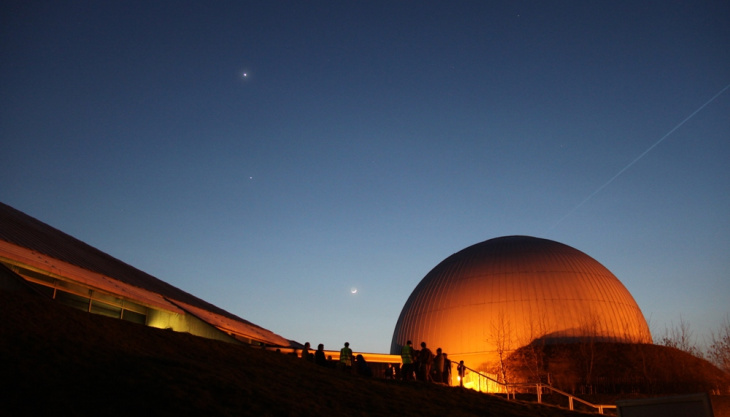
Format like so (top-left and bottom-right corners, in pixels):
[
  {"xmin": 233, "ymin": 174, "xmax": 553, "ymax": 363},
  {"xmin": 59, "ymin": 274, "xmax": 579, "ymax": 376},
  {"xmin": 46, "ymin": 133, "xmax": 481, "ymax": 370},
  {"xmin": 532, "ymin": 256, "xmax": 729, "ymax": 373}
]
[
  {"xmin": 707, "ymin": 315, "xmax": 730, "ymax": 374},
  {"xmin": 491, "ymin": 310, "xmax": 513, "ymax": 385},
  {"xmin": 519, "ymin": 312, "xmax": 550, "ymax": 383},
  {"xmin": 503, "ymin": 312, "xmax": 549, "ymax": 386},
  {"xmin": 658, "ymin": 316, "xmax": 704, "ymax": 358}
]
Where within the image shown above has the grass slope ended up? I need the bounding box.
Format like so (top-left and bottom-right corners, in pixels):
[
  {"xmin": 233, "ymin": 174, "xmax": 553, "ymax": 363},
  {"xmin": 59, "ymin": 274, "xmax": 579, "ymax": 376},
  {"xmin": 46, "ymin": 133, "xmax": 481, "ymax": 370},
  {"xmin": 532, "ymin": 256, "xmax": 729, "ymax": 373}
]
[{"xmin": 0, "ymin": 290, "xmax": 596, "ymax": 417}]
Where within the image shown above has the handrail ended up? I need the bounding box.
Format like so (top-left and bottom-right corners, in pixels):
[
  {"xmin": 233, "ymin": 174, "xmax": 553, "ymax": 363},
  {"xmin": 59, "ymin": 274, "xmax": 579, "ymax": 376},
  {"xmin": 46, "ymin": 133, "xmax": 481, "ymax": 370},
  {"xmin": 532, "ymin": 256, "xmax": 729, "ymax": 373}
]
[
  {"xmin": 536, "ymin": 383, "xmax": 617, "ymax": 414},
  {"xmin": 459, "ymin": 363, "xmax": 616, "ymax": 414},
  {"xmin": 264, "ymin": 346, "xmax": 616, "ymax": 413}
]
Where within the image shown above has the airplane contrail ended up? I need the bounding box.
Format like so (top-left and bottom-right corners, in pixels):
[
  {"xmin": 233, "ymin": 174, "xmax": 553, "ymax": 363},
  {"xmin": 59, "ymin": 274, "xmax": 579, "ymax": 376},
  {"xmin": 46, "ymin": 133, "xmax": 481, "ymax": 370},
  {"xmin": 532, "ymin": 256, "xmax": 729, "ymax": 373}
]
[{"xmin": 549, "ymin": 82, "xmax": 730, "ymax": 231}]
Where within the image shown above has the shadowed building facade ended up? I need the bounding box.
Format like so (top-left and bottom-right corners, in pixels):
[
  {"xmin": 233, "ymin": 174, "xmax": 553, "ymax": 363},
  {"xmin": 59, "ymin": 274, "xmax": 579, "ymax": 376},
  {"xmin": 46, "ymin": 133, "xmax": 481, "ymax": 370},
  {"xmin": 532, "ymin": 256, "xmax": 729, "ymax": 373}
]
[
  {"xmin": 390, "ymin": 236, "xmax": 651, "ymax": 387},
  {"xmin": 0, "ymin": 202, "xmax": 290, "ymax": 347}
]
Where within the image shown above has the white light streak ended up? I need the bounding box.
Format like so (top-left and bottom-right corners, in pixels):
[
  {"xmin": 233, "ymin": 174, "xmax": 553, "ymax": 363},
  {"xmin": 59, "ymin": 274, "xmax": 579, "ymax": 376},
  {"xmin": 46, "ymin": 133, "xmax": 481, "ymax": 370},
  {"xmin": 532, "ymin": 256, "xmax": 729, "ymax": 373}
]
[{"xmin": 550, "ymin": 82, "xmax": 730, "ymax": 230}]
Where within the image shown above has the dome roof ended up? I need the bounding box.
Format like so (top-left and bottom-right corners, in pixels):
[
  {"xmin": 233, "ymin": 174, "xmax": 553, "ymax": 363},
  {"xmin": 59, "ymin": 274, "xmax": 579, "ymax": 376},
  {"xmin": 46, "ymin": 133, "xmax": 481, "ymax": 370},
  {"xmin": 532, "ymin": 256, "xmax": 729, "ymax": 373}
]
[{"xmin": 390, "ymin": 236, "xmax": 651, "ymax": 363}]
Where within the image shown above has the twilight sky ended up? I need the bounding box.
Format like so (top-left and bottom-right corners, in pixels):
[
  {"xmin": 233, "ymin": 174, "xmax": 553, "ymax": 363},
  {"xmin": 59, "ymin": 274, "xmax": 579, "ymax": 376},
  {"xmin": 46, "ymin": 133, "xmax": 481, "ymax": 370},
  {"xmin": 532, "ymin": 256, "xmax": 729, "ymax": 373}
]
[{"xmin": 2, "ymin": 1, "xmax": 728, "ymax": 354}]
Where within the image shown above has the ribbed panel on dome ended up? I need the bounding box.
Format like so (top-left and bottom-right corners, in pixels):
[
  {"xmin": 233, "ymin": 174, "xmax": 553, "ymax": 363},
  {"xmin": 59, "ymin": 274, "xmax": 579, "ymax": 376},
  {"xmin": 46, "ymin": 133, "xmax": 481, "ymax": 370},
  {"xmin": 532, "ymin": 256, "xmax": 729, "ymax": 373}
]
[{"xmin": 390, "ymin": 236, "xmax": 651, "ymax": 361}]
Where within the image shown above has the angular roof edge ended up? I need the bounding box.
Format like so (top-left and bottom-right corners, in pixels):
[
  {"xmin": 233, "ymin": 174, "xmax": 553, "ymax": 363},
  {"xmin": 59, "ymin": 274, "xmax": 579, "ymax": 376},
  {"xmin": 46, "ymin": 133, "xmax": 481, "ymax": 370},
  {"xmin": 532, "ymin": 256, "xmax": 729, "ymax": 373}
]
[{"xmin": 0, "ymin": 201, "xmax": 289, "ymax": 347}]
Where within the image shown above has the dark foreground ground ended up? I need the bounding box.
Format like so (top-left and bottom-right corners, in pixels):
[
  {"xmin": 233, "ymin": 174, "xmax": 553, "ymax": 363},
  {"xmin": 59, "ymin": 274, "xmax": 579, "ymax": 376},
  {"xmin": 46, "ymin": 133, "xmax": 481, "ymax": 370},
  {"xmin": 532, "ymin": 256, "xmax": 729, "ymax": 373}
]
[{"xmin": 0, "ymin": 289, "xmax": 724, "ymax": 417}]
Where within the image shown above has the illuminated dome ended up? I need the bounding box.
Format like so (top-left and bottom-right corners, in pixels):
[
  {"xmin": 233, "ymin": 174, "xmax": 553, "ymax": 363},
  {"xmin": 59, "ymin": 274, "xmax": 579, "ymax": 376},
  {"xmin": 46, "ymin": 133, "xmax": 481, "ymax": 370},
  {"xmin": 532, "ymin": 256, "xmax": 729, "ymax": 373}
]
[{"xmin": 390, "ymin": 236, "xmax": 651, "ymax": 370}]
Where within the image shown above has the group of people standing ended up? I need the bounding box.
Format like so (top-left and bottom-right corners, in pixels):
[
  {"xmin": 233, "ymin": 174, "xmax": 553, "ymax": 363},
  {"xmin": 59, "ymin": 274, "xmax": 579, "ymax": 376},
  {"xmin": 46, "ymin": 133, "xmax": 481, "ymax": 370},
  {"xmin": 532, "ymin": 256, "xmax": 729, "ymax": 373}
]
[
  {"xmin": 299, "ymin": 341, "xmax": 373, "ymax": 377},
  {"xmin": 339, "ymin": 342, "xmax": 373, "ymax": 376},
  {"xmin": 296, "ymin": 340, "xmax": 459, "ymax": 383},
  {"xmin": 298, "ymin": 342, "xmax": 331, "ymax": 367},
  {"xmin": 400, "ymin": 340, "xmax": 452, "ymax": 384}
]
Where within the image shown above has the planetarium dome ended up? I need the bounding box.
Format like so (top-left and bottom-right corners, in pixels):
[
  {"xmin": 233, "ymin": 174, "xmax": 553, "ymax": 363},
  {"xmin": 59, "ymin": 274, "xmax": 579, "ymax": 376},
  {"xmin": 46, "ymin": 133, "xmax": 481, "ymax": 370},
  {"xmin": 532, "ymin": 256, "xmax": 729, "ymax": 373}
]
[{"xmin": 390, "ymin": 236, "xmax": 651, "ymax": 370}]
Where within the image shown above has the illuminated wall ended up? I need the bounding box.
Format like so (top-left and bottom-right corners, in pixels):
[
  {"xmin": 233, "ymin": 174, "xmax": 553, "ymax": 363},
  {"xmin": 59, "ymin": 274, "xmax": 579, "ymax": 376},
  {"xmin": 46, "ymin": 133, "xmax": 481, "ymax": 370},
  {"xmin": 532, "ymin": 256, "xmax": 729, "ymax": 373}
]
[
  {"xmin": 1, "ymin": 260, "xmax": 238, "ymax": 343},
  {"xmin": 146, "ymin": 309, "xmax": 240, "ymax": 343},
  {"xmin": 391, "ymin": 236, "xmax": 651, "ymax": 381}
]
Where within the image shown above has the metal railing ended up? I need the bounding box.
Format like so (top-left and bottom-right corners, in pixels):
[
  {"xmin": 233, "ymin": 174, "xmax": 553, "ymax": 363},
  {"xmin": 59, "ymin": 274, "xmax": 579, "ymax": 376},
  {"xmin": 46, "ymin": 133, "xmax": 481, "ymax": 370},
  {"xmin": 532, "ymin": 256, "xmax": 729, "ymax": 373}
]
[
  {"xmin": 460, "ymin": 363, "xmax": 617, "ymax": 414},
  {"xmin": 265, "ymin": 346, "xmax": 617, "ymax": 413}
]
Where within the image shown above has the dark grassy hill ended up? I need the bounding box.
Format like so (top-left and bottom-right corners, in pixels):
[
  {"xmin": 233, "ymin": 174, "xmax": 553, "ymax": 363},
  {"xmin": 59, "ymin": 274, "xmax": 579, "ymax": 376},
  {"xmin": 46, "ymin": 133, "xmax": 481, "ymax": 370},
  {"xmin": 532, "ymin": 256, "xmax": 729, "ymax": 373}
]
[{"xmin": 0, "ymin": 289, "xmax": 597, "ymax": 417}]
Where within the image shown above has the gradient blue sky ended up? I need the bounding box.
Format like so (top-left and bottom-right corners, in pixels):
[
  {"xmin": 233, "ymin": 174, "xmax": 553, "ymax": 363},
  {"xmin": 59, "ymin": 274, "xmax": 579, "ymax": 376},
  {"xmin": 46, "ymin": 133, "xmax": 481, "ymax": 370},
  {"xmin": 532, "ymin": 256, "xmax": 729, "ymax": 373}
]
[{"xmin": 2, "ymin": 1, "xmax": 728, "ymax": 354}]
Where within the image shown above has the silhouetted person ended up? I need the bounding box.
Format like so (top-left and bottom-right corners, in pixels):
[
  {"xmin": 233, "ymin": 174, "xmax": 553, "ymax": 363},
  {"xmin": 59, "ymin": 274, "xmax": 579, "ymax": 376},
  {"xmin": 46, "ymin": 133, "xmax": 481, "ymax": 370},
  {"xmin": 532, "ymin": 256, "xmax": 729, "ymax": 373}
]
[
  {"xmin": 385, "ymin": 363, "xmax": 395, "ymax": 380},
  {"xmin": 340, "ymin": 342, "xmax": 353, "ymax": 372},
  {"xmin": 355, "ymin": 354, "xmax": 372, "ymax": 377},
  {"xmin": 301, "ymin": 342, "xmax": 312, "ymax": 361},
  {"xmin": 418, "ymin": 341, "xmax": 434, "ymax": 382},
  {"xmin": 400, "ymin": 340, "xmax": 415, "ymax": 381},
  {"xmin": 434, "ymin": 347, "xmax": 444, "ymax": 383},
  {"xmin": 443, "ymin": 353, "xmax": 452, "ymax": 385},
  {"xmin": 314, "ymin": 343, "xmax": 327, "ymax": 367},
  {"xmin": 458, "ymin": 360, "xmax": 466, "ymax": 387}
]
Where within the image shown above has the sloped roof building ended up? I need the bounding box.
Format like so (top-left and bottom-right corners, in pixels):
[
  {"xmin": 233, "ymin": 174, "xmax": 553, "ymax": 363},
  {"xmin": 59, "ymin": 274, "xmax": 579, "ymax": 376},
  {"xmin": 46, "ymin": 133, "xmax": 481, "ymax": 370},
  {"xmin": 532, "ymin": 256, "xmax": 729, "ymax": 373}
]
[{"xmin": 0, "ymin": 202, "xmax": 289, "ymax": 347}]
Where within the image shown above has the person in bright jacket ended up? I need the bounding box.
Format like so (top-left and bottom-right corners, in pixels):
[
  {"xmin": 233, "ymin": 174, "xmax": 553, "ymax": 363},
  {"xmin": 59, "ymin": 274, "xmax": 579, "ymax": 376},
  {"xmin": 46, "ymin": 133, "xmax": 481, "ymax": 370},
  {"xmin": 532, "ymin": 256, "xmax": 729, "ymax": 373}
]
[
  {"xmin": 401, "ymin": 340, "xmax": 415, "ymax": 381},
  {"xmin": 340, "ymin": 342, "xmax": 353, "ymax": 372}
]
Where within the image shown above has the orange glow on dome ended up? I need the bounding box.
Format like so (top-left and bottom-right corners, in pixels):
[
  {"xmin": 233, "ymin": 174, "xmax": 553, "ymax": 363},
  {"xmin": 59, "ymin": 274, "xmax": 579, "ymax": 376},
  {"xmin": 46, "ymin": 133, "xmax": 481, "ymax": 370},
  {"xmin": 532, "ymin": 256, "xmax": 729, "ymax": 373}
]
[{"xmin": 391, "ymin": 236, "xmax": 651, "ymax": 373}]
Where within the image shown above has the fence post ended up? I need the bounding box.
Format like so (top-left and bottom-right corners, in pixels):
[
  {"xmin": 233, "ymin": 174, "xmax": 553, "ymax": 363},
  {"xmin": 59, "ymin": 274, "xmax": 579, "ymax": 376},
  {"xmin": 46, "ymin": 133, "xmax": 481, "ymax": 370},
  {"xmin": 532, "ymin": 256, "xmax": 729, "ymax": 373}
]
[
  {"xmin": 536, "ymin": 384, "xmax": 542, "ymax": 404},
  {"xmin": 568, "ymin": 396, "xmax": 574, "ymax": 411}
]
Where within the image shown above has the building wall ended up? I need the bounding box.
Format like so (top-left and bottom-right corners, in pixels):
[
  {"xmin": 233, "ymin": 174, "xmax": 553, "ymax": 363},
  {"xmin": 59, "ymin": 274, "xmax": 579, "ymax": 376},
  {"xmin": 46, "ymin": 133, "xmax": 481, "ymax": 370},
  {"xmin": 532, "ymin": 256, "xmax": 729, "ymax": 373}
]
[{"xmin": 146, "ymin": 308, "xmax": 241, "ymax": 343}]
